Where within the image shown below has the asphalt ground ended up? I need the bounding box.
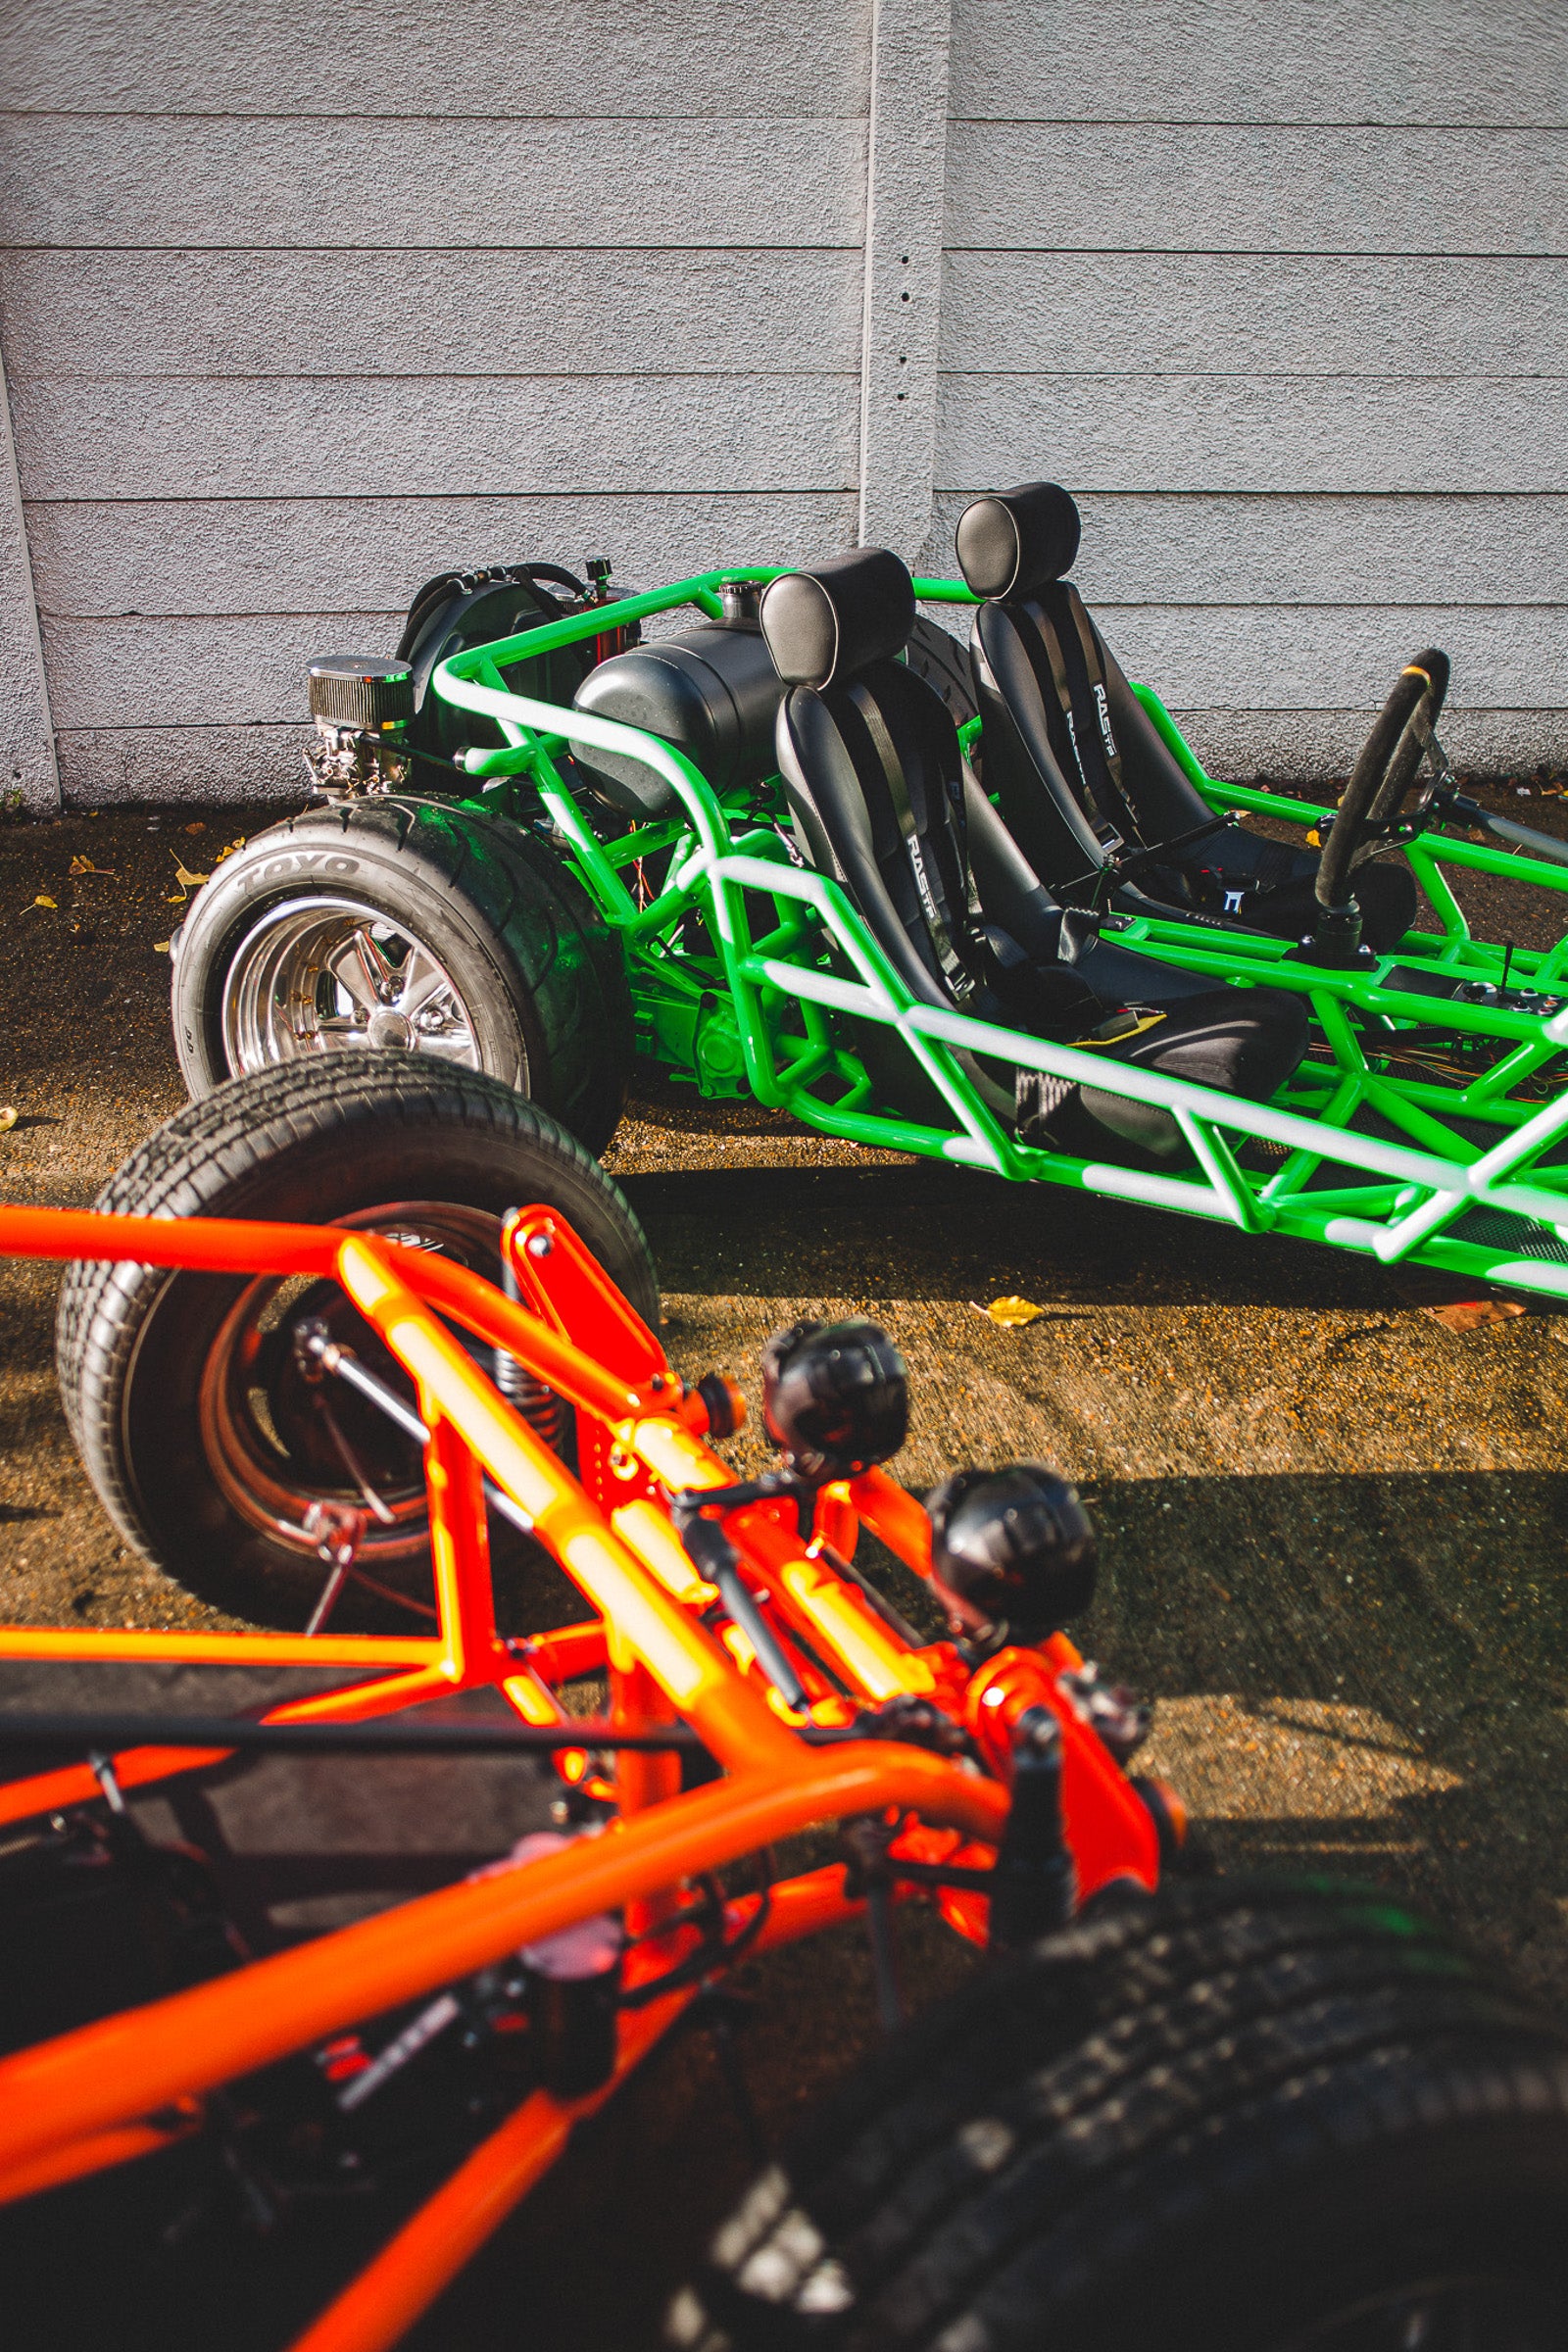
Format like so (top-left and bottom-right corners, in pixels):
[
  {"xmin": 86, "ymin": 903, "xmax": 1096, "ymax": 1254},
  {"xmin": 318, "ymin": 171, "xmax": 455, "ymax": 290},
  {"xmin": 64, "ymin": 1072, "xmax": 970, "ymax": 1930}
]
[{"xmin": 4, "ymin": 786, "xmax": 1568, "ymax": 2345}]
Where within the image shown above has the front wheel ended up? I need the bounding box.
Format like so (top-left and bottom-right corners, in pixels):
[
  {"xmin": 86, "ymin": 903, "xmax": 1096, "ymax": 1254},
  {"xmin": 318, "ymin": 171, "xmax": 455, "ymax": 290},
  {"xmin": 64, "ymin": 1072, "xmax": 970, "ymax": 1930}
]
[
  {"xmin": 171, "ymin": 797, "xmax": 633, "ymax": 1155},
  {"xmin": 670, "ymin": 1876, "xmax": 1568, "ymax": 2351},
  {"xmin": 55, "ymin": 1057, "xmax": 658, "ymax": 1629}
]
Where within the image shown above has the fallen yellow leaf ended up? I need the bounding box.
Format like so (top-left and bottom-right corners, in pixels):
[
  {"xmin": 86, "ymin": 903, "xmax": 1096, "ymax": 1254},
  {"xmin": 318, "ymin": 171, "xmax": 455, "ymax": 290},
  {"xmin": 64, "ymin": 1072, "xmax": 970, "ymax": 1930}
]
[
  {"xmin": 980, "ymin": 1295, "xmax": 1045, "ymax": 1328},
  {"xmin": 213, "ymin": 837, "xmax": 247, "ymax": 865},
  {"xmin": 32, "ymin": 893, "xmax": 56, "ymax": 909},
  {"xmin": 0, "ymin": 1106, "xmax": 17, "ymax": 1133},
  {"xmin": 153, "ymin": 938, "xmax": 172, "ymax": 955},
  {"xmin": 166, "ymin": 856, "xmax": 212, "ymax": 905},
  {"xmin": 68, "ymin": 853, "xmax": 117, "ymax": 876}
]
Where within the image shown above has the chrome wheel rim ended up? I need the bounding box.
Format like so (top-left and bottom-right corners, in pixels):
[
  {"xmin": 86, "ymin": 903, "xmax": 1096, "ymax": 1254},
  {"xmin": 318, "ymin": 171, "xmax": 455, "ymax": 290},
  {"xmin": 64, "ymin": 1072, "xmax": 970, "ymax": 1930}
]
[{"xmin": 220, "ymin": 894, "xmax": 482, "ymax": 1075}]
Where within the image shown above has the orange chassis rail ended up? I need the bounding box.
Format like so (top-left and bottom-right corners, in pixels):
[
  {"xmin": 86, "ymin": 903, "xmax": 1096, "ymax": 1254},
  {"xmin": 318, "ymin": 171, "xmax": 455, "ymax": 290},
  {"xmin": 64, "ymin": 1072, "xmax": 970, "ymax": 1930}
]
[{"xmin": 0, "ymin": 1199, "xmax": 1162, "ymax": 2352}]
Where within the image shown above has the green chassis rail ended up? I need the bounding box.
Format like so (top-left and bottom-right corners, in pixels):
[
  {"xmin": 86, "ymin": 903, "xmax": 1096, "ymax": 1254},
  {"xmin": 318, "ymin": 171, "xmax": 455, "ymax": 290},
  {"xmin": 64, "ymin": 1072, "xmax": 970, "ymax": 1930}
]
[{"xmin": 432, "ymin": 570, "xmax": 1568, "ymax": 1300}]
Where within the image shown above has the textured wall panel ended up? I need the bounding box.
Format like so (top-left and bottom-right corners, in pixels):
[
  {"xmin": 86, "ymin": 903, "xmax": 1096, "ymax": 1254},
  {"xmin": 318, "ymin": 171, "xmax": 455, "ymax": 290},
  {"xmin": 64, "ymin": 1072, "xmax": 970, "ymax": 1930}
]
[
  {"xmin": 948, "ymin": 0, "xmax": 1568, "ymax": 126},
  {"xmin": 1086, "ymin": 604, "xmax": 1565, "ymax": 710},
  {"xmin": 53, "ymin": 723, "xmax": 306, "ymax": 807},
  {"xmin": 0, "ymin": 117, "xmax": 868, "ymax": 251},
  {"xmin": 941, "ymin": 253, "xmax": 1568, "ymax": 377},
  {"xmin": 945, "ymin": 125, "xmax": 1566, "ymax": 257},
  {"xmin": 26, "ymin": 494, "xmax": 860, "ymax": 617},
  {"xmin": 40, "ymin": 612, "xmax": 398, "ymax": 727},
  {"xmin": 0, "ymin": 0, "xmax": 869, "ymax": 119},
  {"xmin": 0, "ymin": 249, "xmax": 865, "ymax": 378},
  {"xmin": 14, "ymin": 374, "xmax": 860, "ymax": 500},
  {"xmin": 938, "ymin": 377, "xmax": 1568, "ymax": 495},
  {"xmin": 924, "ymin": 492, "xmax": 1568, "ymax": 607},
  {"xmin": 1173, "ymin": 708, "xmax": 1568, "ymax": 782}
]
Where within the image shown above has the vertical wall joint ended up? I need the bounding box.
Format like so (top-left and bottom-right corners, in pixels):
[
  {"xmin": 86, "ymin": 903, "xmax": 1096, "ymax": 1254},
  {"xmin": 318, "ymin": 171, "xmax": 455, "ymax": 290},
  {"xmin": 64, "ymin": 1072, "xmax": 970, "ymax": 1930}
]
[
  {"xmin": 0, "ymin": 334, "xmax": 58, "ymax": 813},
  {"xmin": 858, "ymin": 0, "xmax": 952, "ymax": 564}
]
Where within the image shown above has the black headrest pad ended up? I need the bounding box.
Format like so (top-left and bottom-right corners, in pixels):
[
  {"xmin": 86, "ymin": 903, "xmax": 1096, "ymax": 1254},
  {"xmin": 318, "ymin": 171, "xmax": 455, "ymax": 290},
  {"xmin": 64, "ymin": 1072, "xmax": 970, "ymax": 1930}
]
[
  {"xmin": 759, "ymin": 547, "xmax": 915, "ymax": 690},
  {"xmin": 955, "ymin": 482, "xmax": 1082, "ymax": 599}
]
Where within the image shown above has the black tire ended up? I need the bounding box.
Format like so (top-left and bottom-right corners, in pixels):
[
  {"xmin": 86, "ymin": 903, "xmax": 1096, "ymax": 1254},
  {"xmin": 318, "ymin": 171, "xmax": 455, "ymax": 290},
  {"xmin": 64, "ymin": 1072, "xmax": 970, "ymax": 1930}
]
[
  {"xmin": 904, "ymin": 616, "xmax": 977, "ymax": 731},
  {"xmin": 669, "ymin": 1877, "xmax": 1568, "ymax": 2352},
  {"xmin": 55, "ymin": 1058, "xmax": 658, "ymax": 1629},
  {"xmin": 171, "ymin": 797, "xmax": 632, "ymax": 1155}
]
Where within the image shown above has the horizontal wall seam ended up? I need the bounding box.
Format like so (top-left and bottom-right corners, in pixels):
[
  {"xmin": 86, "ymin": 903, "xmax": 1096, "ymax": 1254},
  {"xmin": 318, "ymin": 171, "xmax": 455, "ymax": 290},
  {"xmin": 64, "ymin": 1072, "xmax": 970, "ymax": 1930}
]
[
  {"xmin": 6, "ymin": 112, "xmax": 1563, "ymax": 131},
  {"xmin": 25, "ymin": 490, "xmax": 1568, "ymax": 509},
  {"xmin": 941, "ymin": 247, "xmax": 1568, "ymax": 262},
  {"xmin": 7, "ymin": 247, "xmax": 1563, "ymax": 262},
  {"xmin": 935, "ymin": 370, "xmax": 1568, "ymax": 382},
  {"xmin": 12, "ymin": 370, "xmax": 1561, "ymax": 388},
  {"xmin": 943, "ymin": 116, "xmax": 1568, "ymax": 131},
  {"xmin": 0, "ymin": 242, "xmax": 859, "ymax": 258},
  {"xmin": 0, "ymin": 243, "xmax": 869, "ymax": 257},
  {"xmin": 0, "ymin": 108, "xmax": 872, "ymax": 124},
  {"xmin": 3, "ymin": 369, "xmax": 867, "ymax": 384}
]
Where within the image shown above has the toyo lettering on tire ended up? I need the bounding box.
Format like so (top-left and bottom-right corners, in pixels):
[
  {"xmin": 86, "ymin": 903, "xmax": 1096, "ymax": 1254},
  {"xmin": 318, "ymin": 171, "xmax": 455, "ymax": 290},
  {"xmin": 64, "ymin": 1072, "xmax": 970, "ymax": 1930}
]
[
  {"xmin": 171, "ymin": 797, "xmax": 633, "ymax": 1157},
  {"xmin": 54, "ymin": 1057, "xmax": 658, "ymax": 1630}
]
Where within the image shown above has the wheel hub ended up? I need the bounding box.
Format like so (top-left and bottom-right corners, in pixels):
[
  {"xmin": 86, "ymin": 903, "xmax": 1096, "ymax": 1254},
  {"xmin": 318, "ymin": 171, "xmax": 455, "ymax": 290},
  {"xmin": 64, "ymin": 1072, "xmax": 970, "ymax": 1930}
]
[{"xmin": 220, "ymin": 894, "xmax": 480, "ymax": 1076}]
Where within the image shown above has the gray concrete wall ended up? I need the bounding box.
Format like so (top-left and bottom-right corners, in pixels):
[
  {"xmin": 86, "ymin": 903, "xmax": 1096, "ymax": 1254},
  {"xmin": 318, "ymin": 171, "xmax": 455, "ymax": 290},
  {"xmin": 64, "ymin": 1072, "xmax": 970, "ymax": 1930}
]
[
  {"xmin": 0, "ymin": 0, "xmax": 874, "ymax": 806},
  {"xmin": 925, "ymin": 0, "xmax": 1568, "ymax": 778},
  {"xmin": 0, "ymin": 0, "xmax": 1562, "ymax": 804}
]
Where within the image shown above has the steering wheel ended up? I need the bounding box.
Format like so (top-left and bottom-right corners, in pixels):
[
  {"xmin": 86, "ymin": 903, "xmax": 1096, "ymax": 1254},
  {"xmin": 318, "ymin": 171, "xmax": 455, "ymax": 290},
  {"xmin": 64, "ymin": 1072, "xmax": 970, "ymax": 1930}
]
[{"xmin": 1315, "ymin": 647, "xmax": 1450, "ymax": 914}]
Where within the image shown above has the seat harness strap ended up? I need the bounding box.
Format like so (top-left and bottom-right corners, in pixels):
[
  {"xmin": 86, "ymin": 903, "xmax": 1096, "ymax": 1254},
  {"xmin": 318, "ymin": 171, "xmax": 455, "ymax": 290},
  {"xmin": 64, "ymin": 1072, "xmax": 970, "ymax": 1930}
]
[
  {"xmin": 1028, "ymin": 591, "xmax": 1142, "ymax": 853},
  {"xmin": 1062, "ymin": 588, "xmax": 1144, "ymax": 848},
  {"xmin": 847, "ymin": 680, "xmax": 976, "ymax": 1006},
  {"xmin": 1030, "ymin": 608, "xmax": 1124, "ymax": 854}
]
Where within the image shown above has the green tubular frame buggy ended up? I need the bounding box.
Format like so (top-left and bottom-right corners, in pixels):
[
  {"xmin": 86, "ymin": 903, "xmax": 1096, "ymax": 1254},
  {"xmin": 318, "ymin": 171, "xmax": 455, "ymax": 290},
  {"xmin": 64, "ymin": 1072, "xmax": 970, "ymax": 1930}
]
[{"xmin": 399, "ymin": 562, "xmax": 1568, "ymax": 1302}]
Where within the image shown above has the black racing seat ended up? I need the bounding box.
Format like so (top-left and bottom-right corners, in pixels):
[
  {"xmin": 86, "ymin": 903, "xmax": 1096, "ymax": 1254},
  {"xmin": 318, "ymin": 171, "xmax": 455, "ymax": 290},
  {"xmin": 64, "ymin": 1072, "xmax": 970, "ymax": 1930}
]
[
  {"xmin": 955, "ymin": 482, "xmax": 1418, "ymax": 956},
  {"xmin": 757, "ymin": 547, "xmax": 1308, "ymax": 1166}
]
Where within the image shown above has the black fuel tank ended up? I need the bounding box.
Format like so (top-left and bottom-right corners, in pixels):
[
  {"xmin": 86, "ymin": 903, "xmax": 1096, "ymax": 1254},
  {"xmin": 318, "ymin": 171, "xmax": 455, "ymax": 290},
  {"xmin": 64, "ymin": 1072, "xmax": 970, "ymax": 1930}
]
[{"xmin": 569, "ymin": 619, "xmax": 783, "ymax": 817}]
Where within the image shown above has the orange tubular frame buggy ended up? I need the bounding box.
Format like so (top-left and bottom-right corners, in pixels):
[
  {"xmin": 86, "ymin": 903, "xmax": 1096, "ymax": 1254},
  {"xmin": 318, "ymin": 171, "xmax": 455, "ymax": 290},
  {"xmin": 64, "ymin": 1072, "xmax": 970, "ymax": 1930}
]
[{"xmin": 0, "ymin": 1200, "xmax": 1165, "ymax": 2352}]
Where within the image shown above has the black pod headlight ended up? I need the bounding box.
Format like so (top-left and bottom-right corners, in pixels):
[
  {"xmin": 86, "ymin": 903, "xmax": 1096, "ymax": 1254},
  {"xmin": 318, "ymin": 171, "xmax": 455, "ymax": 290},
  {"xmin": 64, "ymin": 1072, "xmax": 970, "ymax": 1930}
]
[
  {"xmin": 760, "ymin": 1317, "xmax": 908, "ymax": 1480},
  {"xmin": 925, "ymin": 1463, "xmax": 1098, "ymax": 1644}
]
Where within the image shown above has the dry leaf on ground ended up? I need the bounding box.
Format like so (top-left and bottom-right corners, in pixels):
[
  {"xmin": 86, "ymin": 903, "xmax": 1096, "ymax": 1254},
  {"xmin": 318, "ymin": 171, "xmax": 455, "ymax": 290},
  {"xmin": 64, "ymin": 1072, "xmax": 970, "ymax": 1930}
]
[
  {"xmin": 166, "ymin": 856, "xmax": 212, "ymax": 905},
  {"xmin": 31, "ymin": 894, "xmax": 56, "ymax": 909},
  {"xmin": 213, "ymin": 838, "xmax": 247, "ymax": 865},
  {"xmin": 68, "ymin": 854, "xmax": 117, "ymax": 877},
  {"xmin": 974, "ymin": 1295, "xmax": 1046, "ymax": 1328},
  {"xmin": 152, "ymin": 939, "xmax": 172, "ymax": 955}
]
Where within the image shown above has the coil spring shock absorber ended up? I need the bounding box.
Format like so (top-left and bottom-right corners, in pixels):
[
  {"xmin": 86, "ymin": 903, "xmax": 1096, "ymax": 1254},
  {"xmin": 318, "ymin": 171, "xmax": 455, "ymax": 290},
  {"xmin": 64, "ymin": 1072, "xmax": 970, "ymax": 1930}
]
[{"xmin": 493, "ymin": 1248, "xmax": 567, "ymax": 1452}]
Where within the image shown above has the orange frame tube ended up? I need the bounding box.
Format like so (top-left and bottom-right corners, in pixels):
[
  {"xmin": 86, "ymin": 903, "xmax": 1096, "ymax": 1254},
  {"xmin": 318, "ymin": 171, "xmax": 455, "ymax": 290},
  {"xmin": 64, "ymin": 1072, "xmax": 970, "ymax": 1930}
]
[{"xmin": 0, "ymin": 1197, "xmax": 1162, "ymax": 2352}]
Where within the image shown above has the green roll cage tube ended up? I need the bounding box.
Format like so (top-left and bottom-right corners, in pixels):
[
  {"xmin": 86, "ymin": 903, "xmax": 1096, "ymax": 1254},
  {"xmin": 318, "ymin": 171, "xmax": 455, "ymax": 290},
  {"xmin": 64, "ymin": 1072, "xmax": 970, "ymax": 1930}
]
[{"xmin": 431, "ymin": 568, "xmax": 1568, "ymax": 1301}]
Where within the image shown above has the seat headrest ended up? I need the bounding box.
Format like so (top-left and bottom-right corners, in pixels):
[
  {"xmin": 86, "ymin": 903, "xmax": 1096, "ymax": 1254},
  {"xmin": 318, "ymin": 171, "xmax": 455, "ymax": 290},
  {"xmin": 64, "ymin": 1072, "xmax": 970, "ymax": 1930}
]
[
  {"xmin": 955, "ymin": 482, "xmax": 1082, "ymax": 599},
  {"xmin": 759, "ymin": 547, "xmax": 915, "ymax": 690}
]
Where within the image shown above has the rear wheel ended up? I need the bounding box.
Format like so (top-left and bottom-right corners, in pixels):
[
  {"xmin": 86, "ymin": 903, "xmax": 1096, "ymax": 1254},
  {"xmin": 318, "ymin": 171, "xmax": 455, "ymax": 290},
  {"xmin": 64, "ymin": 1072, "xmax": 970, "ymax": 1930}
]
[
  {"xmin": 171, "ymin": 797, "xmax": 632, "ymax": 1155},
  {"xmin": 669, "ymin": 1876, "xmax": 1568, "ymax": 2351},
  {"xmin": 55, "ymin": 1058, "xmax": 658, "ymax": 1629}
]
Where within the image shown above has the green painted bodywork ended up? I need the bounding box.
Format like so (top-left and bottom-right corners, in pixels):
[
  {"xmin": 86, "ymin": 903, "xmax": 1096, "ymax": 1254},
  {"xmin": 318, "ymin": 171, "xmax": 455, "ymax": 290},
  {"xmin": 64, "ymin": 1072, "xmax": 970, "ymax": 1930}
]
[{"xmin": 432, "ymin": 570, "xmax": 1568, "ymax": 1298}]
